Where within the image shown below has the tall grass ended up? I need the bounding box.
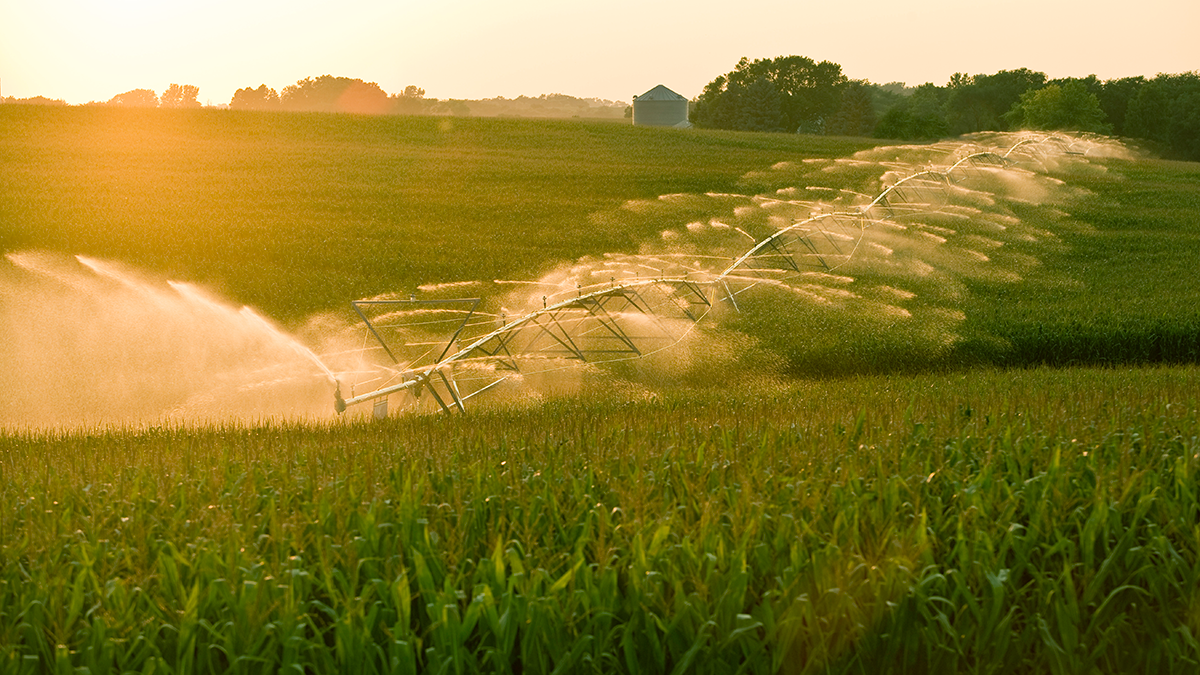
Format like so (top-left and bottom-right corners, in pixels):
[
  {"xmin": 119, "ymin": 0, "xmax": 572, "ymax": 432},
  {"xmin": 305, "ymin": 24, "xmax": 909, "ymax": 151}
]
[{"xmin": 3, "ymin": 367, "xmax": 1200, "ymax": 673}]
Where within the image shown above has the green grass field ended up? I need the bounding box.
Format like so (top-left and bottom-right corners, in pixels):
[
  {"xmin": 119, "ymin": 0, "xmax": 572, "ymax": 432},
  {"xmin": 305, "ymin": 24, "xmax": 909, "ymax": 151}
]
[
  {"xmin": 0, "ymin": 107, "xmax": 879, "ymax": 320},
  {"xmin": 3, "ymin": 106, "xmax": 1200, "ymax": 673}
]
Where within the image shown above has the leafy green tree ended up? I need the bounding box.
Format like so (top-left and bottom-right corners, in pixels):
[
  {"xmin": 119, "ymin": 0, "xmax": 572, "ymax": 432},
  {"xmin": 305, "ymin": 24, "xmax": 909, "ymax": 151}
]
[
  {"xmin": 945, "ymin": 68, "xmax": 1046, "ymax": 134},
  {"xmin": 281, "ymin": 76, "xmax": 389, "ymax": 114},
  {"xmin": 873, "ymin": 108, "xmax": 910, "ymax": 139},
  {"xmin": 391, "ymin": 85, "xmax": 429, "ymax": 115},
  {"xmin": 864, "ymin": 81, "xmax": 910, "ymax": 118},
  {"xmin": 1097, "ymin": 76, "xmax": 1145, "ymax": 136},
  {"xmin": 3, "ymin": 95, "xmax": 67, "ymax": 106},
  {"xmin": 338, "ymin": 80, "xmax": 390, "ymax": 114},
  {"xmin": 763, "ymin": 55, "xmax": 846, "ymax": 130},
  {"xmin": 161, "ymin": 84, "xmax": 200, "ymax": 108},
  {"xmin": 734, "ymin": 77, "xmax": 785, "ymax": 132},
  {"xmin": 909, "ymin": 84, "xmax": 949, "ymax": 125},
  {"xmin": 693, "ymin": 73, "xmax": 740, "ymax": 129},
  {"xmin": 107, "ymin": 89, "xmax": 159, "ymax": 107},
  {"xmin": 429, "ymin": 100, "xmax": 471, "ymax": 116},
  {"xmin": 693, "ymin": 55, "xmax": 846, "ymax": 132},
  {"xmin": 827, "ymin": 81, "xmax": 876, "ymax": 136},
  {"xmin": 1050, "ymin": 75, "xmax": 1102, "ymax": 96},
  {"xmin": 948, "ymin": 72, "xmax": 973, "ymax": 89},
  {"xmin": 873, "ymin": 83, "xmax": 949, "ymax": 140},
  {"xmin": 1125, "ymin": 73, "xmax": 1200, "ymax": 161},
  {"xmin": 1170, "ymin": 84, "xmax": 1200, "ymax": 161},
  {"xmin": 1167, "ymin": 80, "xmax": 1200, "ymax": 158},
  {"xmin": 230, "ymin": 85, "xmax": 281, "ymax": 111},
  {"xmin": 1125, "ymin": 79, "xmax": 1170, "ymax": 144},
  {"xmin": 1003, "ymin": 81, "xmax": 1110, "ymax": 133}
]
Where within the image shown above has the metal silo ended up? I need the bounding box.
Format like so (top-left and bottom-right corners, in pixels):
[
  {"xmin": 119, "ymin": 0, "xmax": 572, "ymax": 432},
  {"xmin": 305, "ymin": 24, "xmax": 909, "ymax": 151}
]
[{"xmin": 632, "ymin": 85, "xmax": 689, "ymax": 127}]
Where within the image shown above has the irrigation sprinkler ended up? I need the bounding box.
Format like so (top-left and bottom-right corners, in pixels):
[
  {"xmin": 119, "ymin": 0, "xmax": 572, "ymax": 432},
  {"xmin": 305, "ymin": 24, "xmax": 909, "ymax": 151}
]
[{"xmin": 334, "ymin": 133, "xmax": 1109, "ymax": 416}]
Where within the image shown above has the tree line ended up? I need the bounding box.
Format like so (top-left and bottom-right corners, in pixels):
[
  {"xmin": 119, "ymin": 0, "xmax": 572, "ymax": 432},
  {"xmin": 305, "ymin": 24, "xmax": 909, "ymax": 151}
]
[
  {"xmin": 18, "ymin": 76, "xmax": 624, "ymax": 120},
  {"xmin": 63, "ymin": 84, "xmax": 206, "ymax": 108},
  {"xmin": 7, "ymin": 64, "xmax": 1196, "ymax": 160},
  {"xmin": 229, "ymin": 77, "xmax": 426, "ymax": 115},
  {"xmin": 229, "ymin": 76, "xmax": 626, "ymax": 119},
  {"xmin": 692, "ymin": 56, "xmax": 1200, "ymax": 161},
  {"xmin": 92, "ymin": 80, "xmax": 385, "ymax": 111},
  {"xmin": 1, "ymin": 83, "xmax": 200, "ymax": 108}
]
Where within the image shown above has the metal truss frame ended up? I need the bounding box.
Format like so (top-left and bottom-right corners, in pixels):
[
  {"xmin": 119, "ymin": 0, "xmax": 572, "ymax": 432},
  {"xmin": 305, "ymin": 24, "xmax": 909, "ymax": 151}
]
[{"xmin": 335, "ymin": 134, "xmax": 1096, "ymax": 415}]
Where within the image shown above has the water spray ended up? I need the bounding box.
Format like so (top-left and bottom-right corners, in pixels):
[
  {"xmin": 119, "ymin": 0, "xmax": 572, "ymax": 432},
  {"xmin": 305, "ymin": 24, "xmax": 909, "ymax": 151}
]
[
  {"xmin": 1, "ymin": 252, "xmax": 353, "ymax": 429},
  {"xmin": 335, "ymin": 132, "xmax": 1120, "ymax": 417}
]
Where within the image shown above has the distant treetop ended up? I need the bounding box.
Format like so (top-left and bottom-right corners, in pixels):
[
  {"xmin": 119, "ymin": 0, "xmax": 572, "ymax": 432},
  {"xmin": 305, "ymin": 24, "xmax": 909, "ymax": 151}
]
[{"xmin": 106, "ymin": 89, "xmax": 159, "ymax": 108}]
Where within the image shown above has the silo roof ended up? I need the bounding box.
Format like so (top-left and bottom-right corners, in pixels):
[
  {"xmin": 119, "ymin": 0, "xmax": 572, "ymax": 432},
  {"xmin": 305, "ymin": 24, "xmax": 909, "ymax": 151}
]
[{"xmin": 634, "ymin": 85, "xmax": 686, "ymax": 101}]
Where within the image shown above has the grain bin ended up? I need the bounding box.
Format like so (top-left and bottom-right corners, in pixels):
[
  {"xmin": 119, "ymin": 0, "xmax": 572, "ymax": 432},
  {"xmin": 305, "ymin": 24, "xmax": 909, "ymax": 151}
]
[{"xmin": 632, "ymin": 85, "xmax": 689, "ymax": 127}]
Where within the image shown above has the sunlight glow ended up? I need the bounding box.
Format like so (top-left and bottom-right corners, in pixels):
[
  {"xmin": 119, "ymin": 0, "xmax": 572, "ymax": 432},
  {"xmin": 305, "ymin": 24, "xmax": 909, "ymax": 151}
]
[{"xmin": 1, "ymin": 0, "xmax": 1197, "ymax": 105}]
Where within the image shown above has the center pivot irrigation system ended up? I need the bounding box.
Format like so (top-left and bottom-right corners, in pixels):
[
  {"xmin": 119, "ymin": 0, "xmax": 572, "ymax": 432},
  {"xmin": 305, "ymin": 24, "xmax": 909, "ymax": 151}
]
[{"xmin": 332, "ymin": 134, "xmax": 1102, "ymax": 417}]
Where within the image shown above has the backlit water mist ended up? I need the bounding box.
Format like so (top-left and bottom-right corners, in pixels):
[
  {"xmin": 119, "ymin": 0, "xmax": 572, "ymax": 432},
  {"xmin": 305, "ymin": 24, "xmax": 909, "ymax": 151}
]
[
  {"xmin": 0, "ymin": 252, "xmax": 357, "ymax": 430},
  {"xmin": 0, "ymin": 133, "xmax": 1131, "ymax": 429},
  {"xmin": 336, "ymin": 132, "xmax": 1131, "ymax": 414}
]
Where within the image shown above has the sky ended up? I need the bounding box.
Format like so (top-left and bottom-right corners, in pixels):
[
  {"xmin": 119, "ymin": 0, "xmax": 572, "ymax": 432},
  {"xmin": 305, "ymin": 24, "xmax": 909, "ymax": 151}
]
[{"xmin": 2, "ymin": 0, "xmax": 1198, "ymax": 106}]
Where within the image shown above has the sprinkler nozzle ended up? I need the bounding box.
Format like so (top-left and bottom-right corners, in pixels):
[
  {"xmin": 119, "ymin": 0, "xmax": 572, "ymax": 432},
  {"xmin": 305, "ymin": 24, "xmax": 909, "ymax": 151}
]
[{"xmin": 334, "ymin": 381, "xmax": 347, "ymax": 414}]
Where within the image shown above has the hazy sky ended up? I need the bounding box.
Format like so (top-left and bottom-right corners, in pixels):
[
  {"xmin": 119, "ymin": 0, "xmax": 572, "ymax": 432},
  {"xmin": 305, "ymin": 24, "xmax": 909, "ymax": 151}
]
[{"xmin": 3, "ymin": 0, "xmax": 1197, "ymax": 105}]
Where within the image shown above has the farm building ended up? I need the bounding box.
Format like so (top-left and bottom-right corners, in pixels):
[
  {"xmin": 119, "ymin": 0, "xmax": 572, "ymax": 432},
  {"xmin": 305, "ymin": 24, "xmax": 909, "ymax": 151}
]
[{"xmin": 632, "ymin": 85, "xmax": 690, "ymax": 127}]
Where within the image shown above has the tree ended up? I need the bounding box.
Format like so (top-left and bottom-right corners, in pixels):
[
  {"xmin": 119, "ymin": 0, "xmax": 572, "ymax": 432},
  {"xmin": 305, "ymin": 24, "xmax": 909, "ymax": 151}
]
[
  {"xmin": 338, "ymin": 80, "xmax": 390, "ymax": 114},
  {"xmin": 2, "ymin": 95, "xmax": 67, "ymax": 106},
  {"xmin": 873, "ymin": 83, "xmax": 949, "ymax": 140},
  {"xmin": 827, "ymin": 81, "xmax": 876, "ymax": 137},
  {"xmin": 761, "ymin": 55, "xmax": 846, "ymax": 131},
  {"xmin": 874, "ymin": 108, "xmax": 916, "ymax": 139},
  {"xmin": 734, "ymin": 77, "xmax": 784, "ymax": 132},
  {"xmin": 429, "ymin": 100, "xmax": 470, "ymax": 116},
  {"xmin": 693, "ymin": 55, "xmax": 847, "ymax": 132},
  {"xmin": 1097, "ymin": 76, "xmax": 1145, "ymax": 136},
  {"xmin": 909, "ymin": 84, "xmax": 950, "ymax": 135},
  {"xmin": 693, "ymin": 74, "xmax": 738, "ymax": 129},
  {"xmin": 948, "ymin": 72, "xmax": 973, "ymax": 89},
  {"xmin": 161, "ymin": 84, "xmax": 200, "ymax": 108},
  {"xmin": 863, "ymin": 82, "xmax": 910, "ymax": 118},
  {"xmin": 390, "ymin": 85, "xmax": 428, "ymax": 115},
  {"xmin": 1167, "ymin": 81, "xmax": 1200, "ymax": 161},
  {"xmin": 281, "ymin": 76, "xmax": 388, "ymax": 114},
  {"xmin": 1125, "ymin": 73, "xmax": 1200, "ymax": 161},
  {"xmin": 944, "ymin": 68, "xmax": 1046, "ymax": 134},
  {"xmin": 1125, "ymin": 79, "xmax": 1170, "ymax": 145},
  {"xmin": 107, "ymin": 89, "xmax": 159, "ymax": 107},
  {"xmin": 1003, "ymin": 81, "xmax": 1110, "ymax": 133},
  {"xmin": 230, "ymin": 85, "xmax": 281, "ymax": 111}
]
